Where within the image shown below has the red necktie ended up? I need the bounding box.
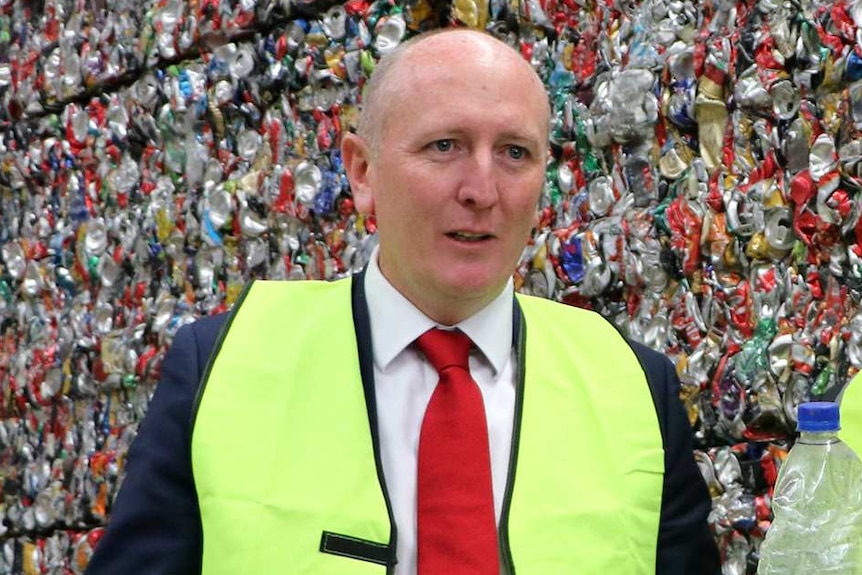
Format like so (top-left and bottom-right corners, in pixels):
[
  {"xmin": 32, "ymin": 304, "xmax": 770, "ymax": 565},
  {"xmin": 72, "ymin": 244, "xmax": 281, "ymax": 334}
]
[{"xmin": 415, "ymin": 328, "xmax": 500, "ymax": 575}]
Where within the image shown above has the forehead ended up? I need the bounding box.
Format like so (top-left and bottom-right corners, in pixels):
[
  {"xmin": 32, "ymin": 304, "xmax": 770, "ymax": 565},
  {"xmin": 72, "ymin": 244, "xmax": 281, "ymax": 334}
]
[{"xmin": 380, "ymin": 34, "xmax": 549, "ymax": 140}]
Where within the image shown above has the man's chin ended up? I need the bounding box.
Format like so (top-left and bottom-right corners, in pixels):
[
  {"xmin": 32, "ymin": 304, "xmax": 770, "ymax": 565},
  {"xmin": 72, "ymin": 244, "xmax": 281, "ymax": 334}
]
[{"xmin": 439, "ymin": 275, "xmax": 506, "ymax": 303}]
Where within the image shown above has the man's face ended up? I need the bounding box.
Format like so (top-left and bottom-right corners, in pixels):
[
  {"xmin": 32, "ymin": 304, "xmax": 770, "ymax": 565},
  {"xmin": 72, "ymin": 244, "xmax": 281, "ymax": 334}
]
[{"xmin": 344, "ymin": 33, "xmax": 549, "ymax": 324}]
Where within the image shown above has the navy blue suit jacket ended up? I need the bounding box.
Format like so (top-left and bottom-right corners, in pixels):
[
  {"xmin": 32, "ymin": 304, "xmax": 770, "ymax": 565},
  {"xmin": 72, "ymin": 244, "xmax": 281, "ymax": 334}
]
[{"xmin": 86, "ymin": 275, "xmax": 720, "ymax": 574}]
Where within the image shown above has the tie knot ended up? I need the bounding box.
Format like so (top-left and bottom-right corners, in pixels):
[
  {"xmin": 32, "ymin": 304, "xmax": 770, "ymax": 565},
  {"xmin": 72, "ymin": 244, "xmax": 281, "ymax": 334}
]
[{"xmin": 415, "ymin": 328, "xmax": 472, "ymax": 374}]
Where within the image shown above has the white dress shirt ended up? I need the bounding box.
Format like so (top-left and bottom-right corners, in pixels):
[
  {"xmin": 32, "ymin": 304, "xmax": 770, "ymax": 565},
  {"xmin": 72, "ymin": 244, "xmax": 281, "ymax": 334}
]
[{"xmin": 364, "ymin": 249, "xmax": 517, "ymax": 575}]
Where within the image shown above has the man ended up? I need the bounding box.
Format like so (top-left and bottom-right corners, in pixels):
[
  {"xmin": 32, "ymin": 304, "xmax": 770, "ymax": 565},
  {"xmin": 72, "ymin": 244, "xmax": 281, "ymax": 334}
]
[{"xmin": 86, "ymin": 29, "xmax": 720, "ymax": 574}]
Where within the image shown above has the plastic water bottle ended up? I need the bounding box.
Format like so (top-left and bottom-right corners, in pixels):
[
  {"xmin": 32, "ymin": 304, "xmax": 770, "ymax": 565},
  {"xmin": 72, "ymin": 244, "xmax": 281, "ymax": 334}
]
[{"xmin": 757, "ymin": 402, "xmax": 862, "ymax": 575}]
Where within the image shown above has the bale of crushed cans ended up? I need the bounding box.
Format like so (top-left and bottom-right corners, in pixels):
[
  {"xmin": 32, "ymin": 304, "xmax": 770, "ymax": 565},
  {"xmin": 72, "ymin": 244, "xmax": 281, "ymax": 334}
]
[{"xmin": 1, "ymin": 0, "xmax": 861, "ymax": 572}]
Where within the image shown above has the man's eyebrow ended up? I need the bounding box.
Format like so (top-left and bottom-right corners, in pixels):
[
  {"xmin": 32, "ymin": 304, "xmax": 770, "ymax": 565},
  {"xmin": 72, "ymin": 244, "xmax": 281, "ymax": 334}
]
[{"xmin": 499, "ymin": 131, "xmax": 546, "ymax": 145}]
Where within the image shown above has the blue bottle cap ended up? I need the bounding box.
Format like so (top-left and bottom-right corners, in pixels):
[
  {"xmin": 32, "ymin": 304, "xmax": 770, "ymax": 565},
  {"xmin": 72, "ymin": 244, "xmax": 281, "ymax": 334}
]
[{"xmin": 797, "ymin": 401, "xmax": 840, "ymax": 432}]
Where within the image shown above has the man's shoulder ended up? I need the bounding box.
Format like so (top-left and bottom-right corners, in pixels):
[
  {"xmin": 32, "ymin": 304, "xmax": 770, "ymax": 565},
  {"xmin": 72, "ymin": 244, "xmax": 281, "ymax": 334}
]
[
  {"xmin": 190, "ymin": 311, "xmax": 229, "ymax": 334},
  {"xmin": 173, "ymin": 312, "xmax": 230, "ymax": 364},
  {"xmin": 626, "ymin": 339, "xmax": 674, "ymax": 377}
]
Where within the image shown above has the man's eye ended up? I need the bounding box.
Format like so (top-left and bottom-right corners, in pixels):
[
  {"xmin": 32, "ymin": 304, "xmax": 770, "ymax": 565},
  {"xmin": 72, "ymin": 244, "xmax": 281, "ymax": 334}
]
[
  {"xmin": 434, "ymin": 140, "xmax": 454, "ymax": 152},
  {"xmin": 508, "ymin": 146, "xmax": 527, "ymax": 160}
]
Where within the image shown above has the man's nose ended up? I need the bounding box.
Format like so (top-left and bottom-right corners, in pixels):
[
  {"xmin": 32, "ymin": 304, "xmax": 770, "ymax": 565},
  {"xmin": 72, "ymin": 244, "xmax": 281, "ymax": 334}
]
[{"xmin": 456, "ymin": 150, "xmax": 499, "ymax": 209}]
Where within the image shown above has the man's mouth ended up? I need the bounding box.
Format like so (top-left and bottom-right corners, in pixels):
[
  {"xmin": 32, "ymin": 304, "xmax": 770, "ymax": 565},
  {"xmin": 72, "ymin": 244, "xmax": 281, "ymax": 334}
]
[{"xmin": 447, "ymin": 232, "xmax": 493, "ymax": 242}]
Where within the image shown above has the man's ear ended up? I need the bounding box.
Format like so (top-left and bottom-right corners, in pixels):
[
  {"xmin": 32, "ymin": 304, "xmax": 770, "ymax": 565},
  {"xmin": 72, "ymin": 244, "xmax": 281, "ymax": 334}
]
[{"xmin": 341, "ymin": 132, "xmax": 375, "ymax": 216}]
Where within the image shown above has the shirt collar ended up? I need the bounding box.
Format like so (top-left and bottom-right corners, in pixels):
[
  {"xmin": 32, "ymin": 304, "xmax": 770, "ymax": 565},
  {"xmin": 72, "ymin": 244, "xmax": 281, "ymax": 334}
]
[{"xmin": 364, "ymin": 246, "xmax": 513, "ymax": 377}]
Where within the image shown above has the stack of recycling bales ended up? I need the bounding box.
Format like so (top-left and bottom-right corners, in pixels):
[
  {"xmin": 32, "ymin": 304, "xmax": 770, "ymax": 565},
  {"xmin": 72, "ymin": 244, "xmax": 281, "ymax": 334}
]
[{"xmin": 1, "ymin": 0, "xmax": 861, "ymax": 572}]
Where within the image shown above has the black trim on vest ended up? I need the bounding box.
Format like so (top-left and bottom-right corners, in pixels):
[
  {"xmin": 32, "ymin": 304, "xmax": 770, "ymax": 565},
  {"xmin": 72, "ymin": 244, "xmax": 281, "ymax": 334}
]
[
  {"xmin": 351, "ymin": 271, "xmax": 399, "ymax": 572},
  {"xmin": 498, "ymin": 297, "xmax": 524, "ymax": 575},
  {"xmin": 611, "ymin": 329, "xmax": 668, "ymax": 450},
  {"xmin": 319, "ymin": 531, "xmax": 390, "ymax": 566},
  {"xmin": 188, "ymin": 280, "xmax": 254, "ymax": 453}
]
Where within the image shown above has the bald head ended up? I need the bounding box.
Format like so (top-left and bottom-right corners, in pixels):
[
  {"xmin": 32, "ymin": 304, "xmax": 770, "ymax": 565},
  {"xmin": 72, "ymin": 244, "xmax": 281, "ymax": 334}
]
[{"xmin": 356, "ymin": 29, "xmax": 551, "ymax": 156}]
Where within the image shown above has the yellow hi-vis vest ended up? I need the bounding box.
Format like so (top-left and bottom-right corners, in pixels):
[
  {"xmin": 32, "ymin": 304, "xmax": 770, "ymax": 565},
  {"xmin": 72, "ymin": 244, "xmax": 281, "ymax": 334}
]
[
  {"xmin": 192, "ymin": 279, "xmax": 665, "ymax": 574},
  {"xmin": 840, "ymin": 372, "xmax": 862, "ymax": 456}
]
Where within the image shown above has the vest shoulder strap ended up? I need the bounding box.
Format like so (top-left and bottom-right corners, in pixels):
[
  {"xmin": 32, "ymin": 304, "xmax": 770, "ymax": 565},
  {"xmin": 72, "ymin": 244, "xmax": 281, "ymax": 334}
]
[
  {"xmin": 509, "ymin": 294, "xmax": 664, "ymax": 574},
  {"xmin": 192, "ymin": 279, "xmax": 392, "ymax": 575}
]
